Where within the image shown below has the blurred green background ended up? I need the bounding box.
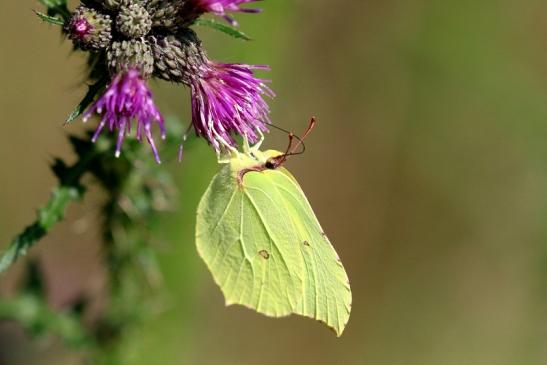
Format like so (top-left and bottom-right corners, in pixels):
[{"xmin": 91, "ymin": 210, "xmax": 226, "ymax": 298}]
[{"xmin": 2, "ymin": 0, "xmax": 547, "ymax": 364}]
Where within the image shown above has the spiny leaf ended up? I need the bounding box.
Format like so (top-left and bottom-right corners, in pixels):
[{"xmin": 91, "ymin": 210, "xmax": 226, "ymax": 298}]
[
  {"xmin": 195, "ymin": 19, "xmax": 251, "ymax": 41},
  {"xmin": 65, "ymin": 76, "xmax": 109, "ymax": 125},
  {"xmin": 38, "ymin": 0, "xmax": 67, "ymax": 7},
  {"xmin": 34, "ymin": 10, "xmax": 65, "ymax": 26},
  {"xmin": 0, "ymin": 144, "xmax": 101, "ymax": 274},
  {"xmin": 38, "ymin": 0, "xmax": 70, "ymax": 21},
  {"xmin": 0, "ymin": 187, "xmax": 82, "ymax": 274}
]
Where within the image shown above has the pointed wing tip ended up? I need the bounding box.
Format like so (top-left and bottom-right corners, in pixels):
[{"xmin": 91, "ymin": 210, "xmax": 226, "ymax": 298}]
[
  {"xmin": 324, "ymin": 312, "xmax": 351, "ymax": 337},
  {"xmin": 334, "ymin": 317, "xmax": 351, "ymax": 337},
  {"xmin": 318, "ymin": 292, "xmax": 352, "ymax": 337}
]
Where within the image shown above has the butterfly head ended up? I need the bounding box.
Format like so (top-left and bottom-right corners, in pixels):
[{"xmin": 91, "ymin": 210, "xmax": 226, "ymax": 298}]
[
  {"xmin": 234, "ymin": 117, "xmax": 316, "ymax": 185},
  {"xmin": 261, "ymin": 117, "xmax": 317, "ymax": 170}
]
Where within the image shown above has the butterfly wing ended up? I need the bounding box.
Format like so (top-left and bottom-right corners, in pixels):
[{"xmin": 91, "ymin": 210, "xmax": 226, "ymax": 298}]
[{"xmin": 196, "ymin": 160, "xmax": 352, "ymax": 336}]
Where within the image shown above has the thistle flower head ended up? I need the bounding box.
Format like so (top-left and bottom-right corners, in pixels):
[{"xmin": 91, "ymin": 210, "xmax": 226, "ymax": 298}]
[
  {"xmin": 66, "ymin": 6, "xmax": 112, "ymax": 50},
  {"xmin": 186, "ymin": 0, "xmax": 261, "ymax": 25},
  {"xmin": 108, "ymin": 39, "xmax": 155, "ymax": 77},
  {"xmin": 83, "ymin": 69, "xmax": 166, "ymax": 163},
  {"xmin": 61, "ymin": 0, "xmax": 271, "ymax": 160},
  {"xmin": 146, "ymin": 0, "xmax": 185, "ymax": 29},
  {"xmin": 116, "ymin": 2, "xmax": 153, "ymax": 38},
  {"xmin": 190, "ymin": 62, "xmax": 273, "ymax": 152},
  {"xmin": 151, "ymin": 30, "xmax": 273, "ymax": 152}
]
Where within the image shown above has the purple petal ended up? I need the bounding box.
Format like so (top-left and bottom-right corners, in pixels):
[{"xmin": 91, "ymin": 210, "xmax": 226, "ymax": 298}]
[
  {"xmin": 84, "ymin": 69, "xmax": 165, "ymax": 163},
  {"xmin": 193, "ymin": 0, "xmax": 261, "ymax": 23},
  {"xmin": 189, "ymin": 61, "xmax": 273, "ymax": 152}
]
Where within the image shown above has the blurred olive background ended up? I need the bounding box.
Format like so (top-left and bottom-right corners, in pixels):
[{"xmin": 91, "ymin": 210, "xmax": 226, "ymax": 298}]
[{"xmin": 2, "ymin": 0, "xmax": 547, "ymax": 364}]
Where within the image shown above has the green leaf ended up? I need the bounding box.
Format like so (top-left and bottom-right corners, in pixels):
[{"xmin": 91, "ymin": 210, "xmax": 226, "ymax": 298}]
[
  {"xmin": 196, "ymin": 149, "xmax": 352, "ymax": 336},
  {"xmin": 0, "ymin": 141, "xmax": 101, "ymax": 274},
  {"xmin": 0, "ymin": 187, "xmax": 82, "ymax": 274},
  {"xmin": 38, "ymin": 0, "xmax": 70, "ymax": 21},
  {"xmin": 66, "ymin": 76, "xmax": 109, "ymax": 125},
  {"xmin": 34, "ymin": 10, "xmax": 65, "ymax": 26},
  {"xmin": 195, "ymin": 18, "xmax": 251, "ymax": 41},
  {"xmin": 38, "ymin": 0, "xmax": 66, "ymax": 7}
]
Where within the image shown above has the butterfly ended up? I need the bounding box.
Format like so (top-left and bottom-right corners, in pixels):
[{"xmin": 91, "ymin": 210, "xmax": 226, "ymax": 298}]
[{"xmin": 196, "ymin": 118, "xmax": 352, "ymax": 336}]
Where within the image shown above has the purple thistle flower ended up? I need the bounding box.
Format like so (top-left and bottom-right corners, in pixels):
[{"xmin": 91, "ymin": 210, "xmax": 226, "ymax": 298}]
[
  {"xmin": 69, "ymin": 17, "xmax": 92, "ymax": 40},
  {"xmin": 65, "ymin": 6, "xmax": 112, "ymax": 51},
  {"xmin": 189, "ymin": 61, "xmax": 274, "ymax": 152},
  {"xmin": 189, "ymin": 0, "xmax": 261, "ymax": 25},
  {"xmin": 83, "ymin": 68, "xmax": 166, "ymax": 163}
]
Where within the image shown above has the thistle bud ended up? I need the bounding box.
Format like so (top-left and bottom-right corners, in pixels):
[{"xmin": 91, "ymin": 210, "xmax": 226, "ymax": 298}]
[
  {"xmin": 151, "ymin": 30, "xmax": 206, "ymax": 83},
  {"xmin": 107, "ymin": 40, "xmax": 154, "ymax": 77},
  {"xmin": 66, "ymin": 6, "xmax": 112, "ymax": 51},
  {"xmin": 146, "ymin": 0, "xmax": 185, "ymax": 30},
  {"xmin": 116, "ymin": 3, "xmax": 153, "ymax": 38}
]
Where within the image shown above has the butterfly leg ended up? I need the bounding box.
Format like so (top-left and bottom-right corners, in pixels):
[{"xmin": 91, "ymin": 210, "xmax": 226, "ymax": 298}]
[
  {"xmin": 242, "ymin": 134, "xmax": 252, "ymax": 155},
  {"xmin": 252, "ymin": 128, "xmax": 265, "ymax": 151}
]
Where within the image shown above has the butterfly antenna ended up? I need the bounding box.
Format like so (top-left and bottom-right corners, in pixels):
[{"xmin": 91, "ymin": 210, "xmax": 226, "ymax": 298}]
[
  {"xmin": 265, "ymin": 117, "xmax": 316, "ymax": 157},
  {"xmin": 278, "ymin": 132, "xmax": 295, "ymax": 165},
  {"xmin": 287, "ymin": 117, "xmax": 316, "ymax": 156},
  {"xmin": 266, "ymin": 122, "xmax": 305, "ymax": 148}
]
